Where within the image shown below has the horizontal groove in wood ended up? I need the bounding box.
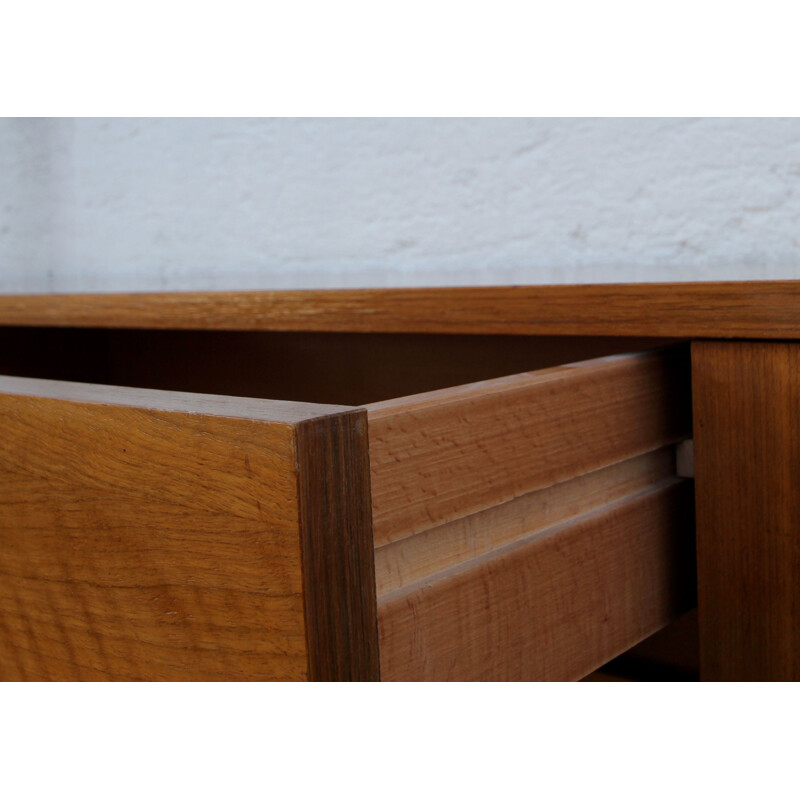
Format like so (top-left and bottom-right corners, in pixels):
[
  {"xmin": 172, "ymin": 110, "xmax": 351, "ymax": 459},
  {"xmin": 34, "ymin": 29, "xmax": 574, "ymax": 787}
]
[
  {"xmin": 375, "ymin": 446, "xmax": 677, "ymax": 594},
  {"xmin": 2, "ymin": 281, "xmax": 800, "ymax": 338},
  {"xmin": 367, "ymin": 347, "xmax": 691, "ymax": 546},
  {"xmin": 378, "ymin": 479, "xmax": 696, "ymax": 682}
]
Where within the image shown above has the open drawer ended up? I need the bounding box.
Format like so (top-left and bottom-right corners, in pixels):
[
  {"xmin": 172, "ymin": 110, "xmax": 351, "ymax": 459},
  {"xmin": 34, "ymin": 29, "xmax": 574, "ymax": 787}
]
[{"xmin": 0, "ymin": 328, "xmax": 695, "ymax": 681}]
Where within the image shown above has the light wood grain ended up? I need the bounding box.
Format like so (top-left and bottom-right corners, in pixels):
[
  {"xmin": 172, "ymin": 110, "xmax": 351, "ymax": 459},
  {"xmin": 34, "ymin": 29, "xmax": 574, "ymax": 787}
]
[
  {"xmin": 378, "ymin": 479, "xmax": 696, "ymax": 681},
  {"xmin": 2, "ymin": 281, "xmax": 800, "ymax": 338},
  {"xmin": 0, "ymin": 376, "xmax": 377, "ymax": 681},
  {"xmin": 693, "ymin": 341, "xmax": 800, "ymax": 681},
  {"xmin": 367, "ymin": 348, "xmax": 691, "ymax": 545},
  {"xmin": 0, "ymin": 374, "xmax": 353, "ymax": 423},
  {"xmin": 374, "ymin": 447, "xmax": 677, "ymax": 594}
]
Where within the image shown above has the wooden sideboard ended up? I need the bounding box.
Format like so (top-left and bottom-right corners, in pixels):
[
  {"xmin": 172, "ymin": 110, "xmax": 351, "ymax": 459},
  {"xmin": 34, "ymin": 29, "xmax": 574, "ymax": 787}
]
[{"xmin": 0, "ymin": 281, "xmax": 797, "ymax": 681}]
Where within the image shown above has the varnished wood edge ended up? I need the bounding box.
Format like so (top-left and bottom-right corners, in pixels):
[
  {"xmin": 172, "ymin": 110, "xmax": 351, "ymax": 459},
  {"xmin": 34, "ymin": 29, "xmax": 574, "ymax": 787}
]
[
  {"xmin": 0, "ymin": 373, "xmax": 354, "ymax": 425},
  {"xmin": 365, "ymin": 346, "xmax": 680, "ymax": 416},
  {"xmin": 2, "ymin": 281, "xmax": 800, "ymax": 338},
  {"xmin": 295, "ymin": 409, "xmax": 380, "ymax": 681}
]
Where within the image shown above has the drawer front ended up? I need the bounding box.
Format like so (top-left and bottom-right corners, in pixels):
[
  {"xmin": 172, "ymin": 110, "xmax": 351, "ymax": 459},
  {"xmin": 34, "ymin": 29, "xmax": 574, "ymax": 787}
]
[
  {"xmin": 0, "ymin": 376, "xmax": 378, "ymax": 681},
  {"xmin": 368, "ymin": 348, "xmax": 695, "ymax": 681}
]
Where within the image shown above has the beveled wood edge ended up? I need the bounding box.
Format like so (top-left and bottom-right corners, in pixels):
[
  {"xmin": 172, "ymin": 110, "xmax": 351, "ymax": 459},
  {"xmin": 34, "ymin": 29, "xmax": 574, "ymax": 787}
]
[
  {"xmin": 0, "ymin": 374, "xmax": 356, "ymax": 425},
  {"xmin": 295, "ymin": 410, "xmax": 380, "ymax": 681},
  {"xmin": 365, "ymin": 348, "xmax": 668, "ymax": 417},
  {"xmin": 1, "ymin": 280, "xmax": 800, "ymax": 338}
]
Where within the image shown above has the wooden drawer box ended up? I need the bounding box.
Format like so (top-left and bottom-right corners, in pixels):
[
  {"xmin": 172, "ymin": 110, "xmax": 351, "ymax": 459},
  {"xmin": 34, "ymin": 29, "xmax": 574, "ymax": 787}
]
[{"xmin": 0, "ymin": 319, "xmax": 695, "ymax": 681}]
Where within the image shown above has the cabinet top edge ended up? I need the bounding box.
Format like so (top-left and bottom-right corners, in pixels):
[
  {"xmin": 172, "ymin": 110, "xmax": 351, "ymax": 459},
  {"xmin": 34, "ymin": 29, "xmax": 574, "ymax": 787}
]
[{"xmin": 1, "ymin": 280, "xmax": 799, "ymax": 338}]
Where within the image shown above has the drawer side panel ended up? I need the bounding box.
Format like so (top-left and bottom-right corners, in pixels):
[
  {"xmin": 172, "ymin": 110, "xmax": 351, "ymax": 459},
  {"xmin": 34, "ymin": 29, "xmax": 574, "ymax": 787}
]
[
  {"xmin": 368, "ymin": 347, "xmax": 691, "ymax": 546},
  {"xmin": 378, "ymin": 480, "xmax": 696, "ymax": 681}
]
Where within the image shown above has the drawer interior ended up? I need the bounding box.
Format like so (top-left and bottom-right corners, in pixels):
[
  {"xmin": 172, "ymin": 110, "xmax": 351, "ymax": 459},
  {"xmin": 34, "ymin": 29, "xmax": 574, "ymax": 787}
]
[{"xmin": 0, "ymin": 326, "xmax": 679, "ymax": 405}]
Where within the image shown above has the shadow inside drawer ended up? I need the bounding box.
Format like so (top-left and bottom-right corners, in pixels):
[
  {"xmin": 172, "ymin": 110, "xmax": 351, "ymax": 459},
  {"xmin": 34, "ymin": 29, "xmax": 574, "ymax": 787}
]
[{"xmin": 0, "ymin": 326, "xmax": 683, "ymax": 406}]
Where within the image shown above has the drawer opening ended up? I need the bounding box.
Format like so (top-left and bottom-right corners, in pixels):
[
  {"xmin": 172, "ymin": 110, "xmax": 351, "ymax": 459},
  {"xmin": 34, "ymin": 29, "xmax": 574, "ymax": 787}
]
[
  {"xmin": 0, "ymin": 323, "xmax": 696, "ymax": 681},
  {"xmin": 0, "ymin": 326, "xmax": 681, "ymax": 405}
]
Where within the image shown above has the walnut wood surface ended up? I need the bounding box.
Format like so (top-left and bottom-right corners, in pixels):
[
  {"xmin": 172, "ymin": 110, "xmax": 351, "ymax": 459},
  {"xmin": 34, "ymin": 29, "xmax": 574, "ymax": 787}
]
[
  {"xmin": 0, "ymin": 376, "xmax": 377, "ymax": 681},
  {"xmin": 367, "ymin": 348, "xmax": 691, "ymax": 545},
  {"xmin": 1, "ymin": 281, "xmax": 800, "ymax": 338},
  {"xmin": 295, "ymin": 413, "xmax": 380, "ymax": 681},
  {"xmin": 378, "ymin": 479, "xmax": 696, "ymax": 681},
  {"xmin": 692, "ymin": 341, "xmax": 800, "ymax": 681}
]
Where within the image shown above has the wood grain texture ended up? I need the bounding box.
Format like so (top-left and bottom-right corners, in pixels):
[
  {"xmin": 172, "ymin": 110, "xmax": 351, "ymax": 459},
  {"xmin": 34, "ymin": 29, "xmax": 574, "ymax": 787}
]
[
  {"xmin": 2, "ymin": 281, "xmax": 800, "ymax": 338},
  {"xmin": 295, "ymin": 413, "xmax": 380, "ymax": 681},
  {"xmin": 0, "ymin": 376, "xmax": 377, "ymax": 681},
  {"xmin": 692, "ymin": 341, "xmax": 800, "ymax": 681},
  {"xmin": 367, "ymin": 348, "xmax": 691, "ymax": 545},
  {"xmin": 374, "ymin": 447, "xmax": 677, "ymax": 594},
  {"xmin": 378, "ymin": 479, "xmax": 696, "ymax": 681}
]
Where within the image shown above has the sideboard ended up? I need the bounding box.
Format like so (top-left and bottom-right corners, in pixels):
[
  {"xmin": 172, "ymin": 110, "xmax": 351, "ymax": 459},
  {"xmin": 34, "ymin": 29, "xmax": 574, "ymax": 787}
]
[{"xmin": 0, "ymin": 281, "xmax": 797, "ymax": 681}]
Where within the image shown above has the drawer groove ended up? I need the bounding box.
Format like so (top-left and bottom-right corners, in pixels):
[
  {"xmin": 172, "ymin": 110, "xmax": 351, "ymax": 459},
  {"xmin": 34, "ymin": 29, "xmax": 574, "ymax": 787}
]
[
  {"xmin": 374, "ymin": 446, "xmax": 679, "ymax": 594},
  {"xmin": 367, "ymin": 347, "xmax": 691, "ymax": 547},
  {"xmin": 378, "ymin": 479, "xmax": 696, "ymax": 682}
]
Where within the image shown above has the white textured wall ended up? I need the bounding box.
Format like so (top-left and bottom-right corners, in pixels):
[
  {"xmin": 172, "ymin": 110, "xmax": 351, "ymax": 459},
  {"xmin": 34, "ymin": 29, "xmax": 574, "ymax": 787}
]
[{"xmin": 2, "ymin": 118, "xmax": 800, "ymax": 293}]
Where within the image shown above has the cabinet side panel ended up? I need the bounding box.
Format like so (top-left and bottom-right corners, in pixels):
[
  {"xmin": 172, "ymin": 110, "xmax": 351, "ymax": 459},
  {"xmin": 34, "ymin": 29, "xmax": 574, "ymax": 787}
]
[
  {"xmin": 693, "ymin": 341, "xmax": 800, "ymax": 680},
  {"xmin": 0, "ymin": 386, "xmax": 310, "ymax": 680}
]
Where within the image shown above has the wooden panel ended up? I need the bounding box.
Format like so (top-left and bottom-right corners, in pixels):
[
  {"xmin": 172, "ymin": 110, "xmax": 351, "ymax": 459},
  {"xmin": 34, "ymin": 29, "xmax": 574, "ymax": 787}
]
[
  {"xmin": 3, "ymin": 281, "xmax": 800, "ymax": 338},
  {"xmin": 374, "ymin": 447, "xmax": 677, "ymax": 594},
  {"xmin": 692, "ymin": 341, "xmax": 800, "ymax": 681},
  {"xmin": 295, "ymin": 413, "xmax": 380, "ymax": 681},
  {"xmin": 378, "ymin": 479, "xmax": 696, "ymax": 681},
  {"xmin": 368, "ymin": 348, "xmax": 691, "ymax": 545},
  {"xmin": 0, "ymin": 375, "xmax": 377, "ymax": 681}
]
